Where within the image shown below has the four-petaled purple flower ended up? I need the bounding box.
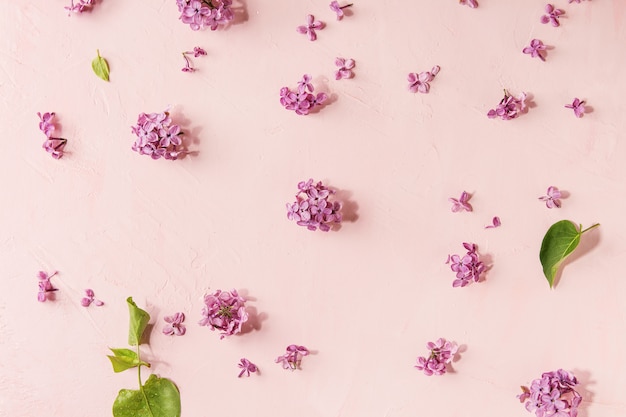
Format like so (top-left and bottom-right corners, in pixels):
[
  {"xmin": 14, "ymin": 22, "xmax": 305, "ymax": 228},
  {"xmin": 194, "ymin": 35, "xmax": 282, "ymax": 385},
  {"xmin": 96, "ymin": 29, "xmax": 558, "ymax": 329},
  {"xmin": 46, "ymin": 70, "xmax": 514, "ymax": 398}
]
[
  {"xmin": 541, "ymin": 4, "xmax": 565, "ymax": 27},
  {"xmin": 518, "ymin": 369, "xmax": 581, "ymax": 417},
  {"xmin": 459, "ymin": 0, "xmax": 478, "ymax": 8},
  {"xmin": 335, "ymin": 57, "xmax": 355, "ymax": 80},
  {"xmin": 485, "ymin": 216, "xmax": 501, "ymax": 229},
  {"xmin": 287, "ymin": 179, "xmax": 342, "ymax": 231},
  {"xmin": 297, "ymin": 14, "xmax": 325, "ymax": 41},
  {"xmin": 329, "ymin": 1, "xmax": 353, "ymax": 20},
  {"xmin": 415, "ymin": 338, "xmax": 458, "ymax": 376},
  {"xmin": 198, "ymin": 289, "xmax": 248, "ymax": 339},
  {"xmin": 447, "ymin": 242, "xmax": 486, "ymax": 287},
  {"xmin": 275, "ymin": 345, "xmax": 310, "ymax": 370},
  {"xmin": 81, "ymin": 289, "xmax": 104, "ymax": 307},
  {"xmin": 37, "ymin": 271, "xmax": 58, "ymax": 302},
  {"xmin": 407, "ymin": 66, "xmax": 440, "ymax": 94},
  {"xmin": 177, "ymin": 0, "xmax": 234, "ymax": 31},
  {"xmin": 280, "ymin": 74, "xmax": 328, "ymax": 116},
  {"xmin": 38, "ymin": 112, "xmax": 67, "ymax": 159},
  {"xmin": 539, "ymin": 186, "xmax": 562, "ymax": 208},
  {"xmin": 565, "ymin": 98, "xmax": 586, "ymax": 118},
  {"xmin": 449, "ymin": 191, "xmax": 473, "ymax": 212},
  {"xmin": 523, "ymin": 39, "xmax": 547, "ymax": 61},
  {"xmin": 65, "ymin": 0, "xmax": 94, "ymax": 15},
  {"xmin": 163, "ymin": 312, "xmax": 187, "ymax": 336},
  {"xmin": 487, "ymin": 90, "xmax": 527, "ymax": 120},
  {"xmin": 131, "ymin": 110, "xmax": 186, "ymax": 160},
  {"xmin": 238, "ymin": 358, "xmax": 258, "ymax": 377}
]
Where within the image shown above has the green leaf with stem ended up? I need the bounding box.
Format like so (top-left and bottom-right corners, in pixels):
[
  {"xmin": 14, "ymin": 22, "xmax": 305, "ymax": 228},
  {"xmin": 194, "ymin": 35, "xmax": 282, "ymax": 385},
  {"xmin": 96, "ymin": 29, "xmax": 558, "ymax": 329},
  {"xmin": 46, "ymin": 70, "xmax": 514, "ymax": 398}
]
[
  {"xmin": 112, "ymin": 374, "xmax": 181, "ymax": 417},
  {"xmin": 92, "ymin": 49, "xmax": 110, "ymax": 82},
  {"xmin": 539, "ymin": 220, "xmax": 600, "ymax": 288},
  {"xmin": 107, "ymin": 348, "xmax": 150, "ymax": 373},
  {"xmin": 127, "ymin": 297, "xmax": 150, "ymax": 346}
]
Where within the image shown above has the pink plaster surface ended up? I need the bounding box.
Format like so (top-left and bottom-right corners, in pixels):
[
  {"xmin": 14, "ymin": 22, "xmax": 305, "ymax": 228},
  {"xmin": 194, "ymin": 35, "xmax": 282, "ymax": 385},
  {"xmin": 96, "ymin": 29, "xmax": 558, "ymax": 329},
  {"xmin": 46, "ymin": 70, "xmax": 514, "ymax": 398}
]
[{"xmin": 1, "ymin": 1, "xmax": 625, "ymax": 416}]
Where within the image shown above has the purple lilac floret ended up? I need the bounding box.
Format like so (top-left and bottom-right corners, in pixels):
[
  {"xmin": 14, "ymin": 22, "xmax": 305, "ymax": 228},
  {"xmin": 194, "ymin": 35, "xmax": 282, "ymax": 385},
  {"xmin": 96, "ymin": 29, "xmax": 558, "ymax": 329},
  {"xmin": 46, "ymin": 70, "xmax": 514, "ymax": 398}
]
[
  {"xmin": 176, "ymin": 0, "xmax": 234, "ymax": 31},
  {"xmin": 131, "ymin": 110, "xmax": 185, "ymax": 160},
  {"xmin": 539, "ymin": 186, "xmax": 562, "ymax": 208},
  {"xmin": 198, "ymin": 289, "xmax": 248, "ymax": 339},
  {"xmin": 335, "ymin": 57, "xmax": 355, "ymax": 80},
  {"xmin": 81, "ymin": 289, "xmax": 104, "ymax": 307},
  {"xmin": 565, "ymin": 98, "xmax": 586, "ymax": 118},
  {"xmin": 65, "ymin": 0, "xmax": 94, "ymax": 15},
  {"xmin": 297, "ymin": 14, "xmax": 325, "ymax": 41},
  {"xmin": 518, "ymin": 369, "xmax": 582, "ymax": 417},
  {"xmin": 523, "ymin": 39, "xmax": 547, "ymax": 61},
  {"xmin": 37, "ymin": 112, "xmax": 67, "ymax": 159},
  {"xmin": 238, "ymin": 358, "xmax": 258, "ymax": 377},
  {"xmin": 487, "ymin": 90, "xmax": 528, "ymax": 120},
  {"xmin": 286, "ymin": 178, "xmax": 342, "ymax": 232},
  {"xmin": 163, "ymin": 312, "xmax": 186, "ymax": 336},
  {"xmin": 279, "ymin": 74, "xmax": 328, "ymax": 116},
  {"xmin": 541, "ymin": 4, "xmax": 565, "ymax": 27},
  {"xmin": 459, "ymin": 0, "xmax": 478, "ymax": 8},
  {"xmin": 37, "ymin": 271, "xmax": 58, "ymax": 302},
  {"xmin": 414, "ymin": 338, "xmax": 458, "ymax": 376},
  {"xmin": 447, "ymin": 243, "xmax": 486, "ymax": 287},
  {"xmin": 181, "ymin": 47, "xmax": 207, "ymax": 72},
  {"xmin": 485, "ymin": 216, "xmax": 501, "ymax": 229},
  {"xmin": 407, "ymin": 66, "xmax": 440, "ymax": 94},
  {"xmin": 275, "ymin": 345, "xmax": 310, "ymax": 370},
  {"xmin": 449, "ymin": 191, "xmax": 472, "ymax": 212},
  {"xmin": 329, "ymin": 1, "xmax": 353, "ymax": 20}
]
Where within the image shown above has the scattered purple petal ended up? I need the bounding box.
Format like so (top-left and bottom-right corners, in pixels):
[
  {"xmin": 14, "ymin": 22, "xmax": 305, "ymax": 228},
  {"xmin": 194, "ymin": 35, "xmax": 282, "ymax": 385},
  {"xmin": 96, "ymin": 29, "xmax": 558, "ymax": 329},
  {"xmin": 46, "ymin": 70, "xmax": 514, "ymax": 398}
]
[
  {"xmin": 238, "ymin": 358, "xmax": 258, "ymax": 377},
  {"xmin": 408, "ymin": 66, "xmax": 440, "ymax": 94},
  {"xmin": 287, "ymin": 179, "xmax": 342, "ymax": 231},
  {"xmin": 37, "ymin": 271, "xmax": 58, "ymax": 302},
  {"xmin": 280, "ymin": 75, "xmax": 328, "ymax": 116},
  {"xmin": 335, "ymin": 57, "xmax": 355, "ymax": 80},
  {"xmin": 198, "ymin": 289, "xmax": 248, "ymax": 339},
  {"xmin": 81, "ymin": 288, "xmax": 104, "ymax": 307},
  {"xmin": 415, "ymin": 338, "xmax": 459, "ymax": 376},
  {"xmin": 329, "ymin": 1, "xmax": 353, "ymax": 20},
  {"xmin": 459, "ymin": 0, "xmax": 478, "ymax": 8},
  {"xmin": 449, "ymin": 191, "xmax": 473, "ymax": 213},
  {"xmin": 276, "ymin": 345, "xmax": 310, "ymax": 370},
  {"xmin": 539, "ymin": 186, "xmax": 562, "ymax": 209},
  {"xmin": 565, "ymin": 98, "xmax": 586, "ymax": 118},
  {"xmin": 523, "ymin": 39, "xmax": 547, "ymax": 61},
  {"xmin": 487, "ymin": 90, "xmax": 528, "ymax": 120},
  {"xmin": 297, "ymin": 14, "xmax": 325, "ymax": 41},
  {"xmin": 448, "ymin": 243, "xmax": 486, "ymax": 287},
  {"xmin": 541, "ymin": 4, "xmax": 565, "ymax": 27},
  {"xmin": 163, "ymin": 312, "xmax": 186, "ymax": 336},
  {"xmin": 485, "ymin": 216, "xmax": 501, "ymax": 229}
]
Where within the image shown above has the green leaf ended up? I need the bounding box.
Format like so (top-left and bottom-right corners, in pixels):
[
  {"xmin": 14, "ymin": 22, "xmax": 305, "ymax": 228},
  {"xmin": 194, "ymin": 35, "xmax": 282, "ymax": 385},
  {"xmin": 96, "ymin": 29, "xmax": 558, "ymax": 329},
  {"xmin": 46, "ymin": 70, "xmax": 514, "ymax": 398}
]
[
  {"xmin": 92, "ymin": 49, "xmax": 110, "ymax": 82},
  {"xmin": 127, "ymin": 297, "xmax": 150, "ymax": 346},
  {"xmin": 539, "ymin": 220, "xmax": 599, "ymax": 288},
  {"xmin": 113, "ymin": 374, "xmax": 181, "ymax": 417},
  {"xmin": 107, "ymin": 348, "xmax": 150, "ymax": 373}
]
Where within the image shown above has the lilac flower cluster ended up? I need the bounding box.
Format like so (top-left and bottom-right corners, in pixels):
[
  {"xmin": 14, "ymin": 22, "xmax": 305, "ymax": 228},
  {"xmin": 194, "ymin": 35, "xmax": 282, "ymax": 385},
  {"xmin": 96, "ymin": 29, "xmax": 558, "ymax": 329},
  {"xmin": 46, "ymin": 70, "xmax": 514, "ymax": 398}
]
[
  {"xmin": 38, "ymin": 112, "xmax": 67, "ymax": 159},
  {"xmin": 286, "ymin": 179, "xmax": 342, "ymax": 232},
  {"xmin": 414, "ymin": 338, "xmax": 458, "ymax": 376},
  {"xmin": 182, "ymin": 47, "xmax": 207, "ymax": 73},
  {"xmin": 487, "ymin": 90, "xmax": 528, "ymax": 120},
  {"xmin": 176, "ymin": 0, "xmax": 234, "ymax": 31},
  {"xmin": 198, "ymin": 289, "xmax": 248, "ymax": 339},
  {"xmin": 81, "ymin": 289, "xmax": 104, "ymax": 307},
  {"xmin": 518, "ymin": 369, "xmax": 582, "ymax": 417},
  {"xmin": 279, "ymin": 75, "xmax": 328, "ymax": 116},
  {"xmin": 459, "ymin": 0, "xmax": 478, "ymax": 8},
  {"xmin": 37, "ymin": 271, "xmax": 58, "ymax": 302},
  {"xmin": 131, "ymin": 110, "xmax": 185, "ymax": 160},
  {"xmin": 447, "ymin": 243, "xmax": 486, "ymax": 287},
  {"xmin": 163, "ymin": 312, "xmax": 186, "ymax": 336},
  {"xmin": 65, "ymin": 0, "xmax": 94, "ymax": 14},
  {"xmin": 407, "ymin": 66, "xmax": 440, "ymax": 94},
  {"xmin": 238, "ymin": 358, "xmax": 258, "ymax": 377},
  {"xmin": 539, "ymin": 186, "xmax": 562, "ymax": 208},
  {"xmin": 275, "ymin": 345, "xmax": 310, "ymax": 370}
]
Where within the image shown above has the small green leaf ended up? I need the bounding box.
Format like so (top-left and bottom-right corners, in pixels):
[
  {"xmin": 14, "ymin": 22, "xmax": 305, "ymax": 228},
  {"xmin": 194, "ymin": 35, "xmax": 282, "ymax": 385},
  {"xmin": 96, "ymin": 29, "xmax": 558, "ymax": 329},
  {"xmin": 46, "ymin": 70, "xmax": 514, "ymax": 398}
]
[
  {"xmin": 92, "ymin": 49, "xmax": 110, "ymax": 82},
  {"xmin": 112, "ymin": 374, "xmax": 181, "ymax": 417},
  {"xmin": 127, "ymin": 297, "xmax": 150, "ymax": 346},
  {"xmin": 107, "ymin": 348, "xmax": 141, "ymax": 373},
  {"xmin": 539, "ymin": 220, "xmax": 599, "ymax": 288}
]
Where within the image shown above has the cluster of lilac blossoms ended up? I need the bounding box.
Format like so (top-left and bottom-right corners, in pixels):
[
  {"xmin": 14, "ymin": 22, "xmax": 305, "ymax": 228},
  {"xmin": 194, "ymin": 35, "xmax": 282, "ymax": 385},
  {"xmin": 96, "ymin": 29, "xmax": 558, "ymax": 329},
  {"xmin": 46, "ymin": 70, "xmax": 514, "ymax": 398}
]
[
  {"xmin": 176, "ymin": 0, "xmax": 233, "ymax": 31},
  {"xmin": 280, "ymin": 75, "xmax": 328, "ymax": 116},
  {"xmin": 518, "ymin": 369, "xmax": 582, "ymax": 417},
  {"xmin": 488, "ymin": 90, "xmax": 528, "ymax": 120},
  {"xmin": 415, "ymin": 338, "xmax": 458, "ymax": 376},
  {"xmin": 447, "ymin": 243, "xmax": 486, "ymax": 287},
  {"xmin": 38, "ymin": 112, "xmax": 67, "ymax": 159},
  {"xmin": 198, "ymin": 289, "xmax": 248, "ymax": 339},
  {"xmin": 37, "ymin": 271, "xmax": 58, "ymax": 302},
  {"xmin": 286, "ymin": 179, "xmax": 342, "ymax": 232},
  {"xmin": 275, "ymin": 345, "xmax": 310, "ymax": 370},
  {"xmin": 131, "ymin": 110, "xmax": 185, "ymax": 160},
  {"xmin": 65, "ymin": 0, "xmax": 94, "ymax": 14}
]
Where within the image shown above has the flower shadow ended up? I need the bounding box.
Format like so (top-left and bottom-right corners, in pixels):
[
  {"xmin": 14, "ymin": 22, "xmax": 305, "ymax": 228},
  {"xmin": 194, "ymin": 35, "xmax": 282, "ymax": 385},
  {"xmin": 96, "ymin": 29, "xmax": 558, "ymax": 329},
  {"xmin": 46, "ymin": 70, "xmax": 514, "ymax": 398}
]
[
  {"xmin": 238, "ymin": 289, "xmax": 268, "ymax": 335},
  {"xmin": 170, "ymin": 109, "xmax": 202, "ymax": 159},
  {"xmin": 571, "ymin": 369, "xmax": 595, "ymax": 417},
  {"xmin": 230, "ymin": 0, "xmax": 249, "ymax": 26},
  {"xmin": 445, "ymin": 343, "xmax": 467, "ymax": 374},
  {"xmin": 552, "ymin": 226, "xmax": 601, "ymax": 289},
  {"xmin": 331, "ymin": 189, "xmax": 359, "ymax": 231},
  {"xmin": 478, "ymin": 252, "xmax": 494, "ymax": 283},
  {"xmin": 309, "ymin": 76, "xmax": 337, "ymax": 115}
]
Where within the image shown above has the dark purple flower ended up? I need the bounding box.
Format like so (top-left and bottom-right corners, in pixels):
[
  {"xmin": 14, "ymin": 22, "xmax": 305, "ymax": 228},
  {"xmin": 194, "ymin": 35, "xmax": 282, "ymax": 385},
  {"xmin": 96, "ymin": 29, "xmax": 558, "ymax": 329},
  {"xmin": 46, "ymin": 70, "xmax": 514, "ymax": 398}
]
[
  {"xmin": 459, "ymin": 0, "xmax": 478, "ymax": 8},
  {"xmin": 565, "ymin": 98, "xmax": 586, "ymax": 118},
  {"xmin": 192, "ymin": 46, "xmax": 207, "ymax": 57},
  {"xmin": 198, "ymin": 289, "xmax": 248, "ymax": 339},
  {"xmin": 163, "ymin": 312, "xmax": 186, "ymax": 336},
  {"xmin": 329, "ymin": 1, "xmax": 353, "ymax": 20},
  {"xmin": 286, "ymin": 179, "xmax": 342, "ymax": 231},
  {"xmin": 485, "ymin": 216, "xmax": 501, "ymax": 229},
  {"xmin": 539, "ymin": 186, "xmax": 562, "ymax": 208},
  {"xmin": 523, "ymin": 39, "xmax": 547, "ymax": 61},
  {"xmin": 487, "ymin": 90, "xmax": 527, "ymax": 120},
  {"xmin": 541, "ymin": 4, "xmax": 565, "ymax": 27},
  {"xmin": 415, "ymin": 338, "xmax": 458, "ymax": 376},
  {"xmin": 81, "ymin": 289, "xmax": 104, "ymax": 307},
  {"xmin": 238, "ymin": 358, "xmax": 258, "ymax": 377},
  {"xmin": 449, "ymin": 191, "xmax": 472, "ymax": 212},
  {"xmin": 296, "ymin": 14, "xmax": 325, "ymax": 41},
  {"xmin": 335, "ymin": 57, "xmax": 355, "ymax": 80},
  {"xmin": 275, "ymin": 345, "xmax": 310, "ymax": 370},
  {"xmin": 408, "ymin": 66, "xmax": 440, "ymax": 94},
  {"xmin": 37, "ymin": 271, "xmax": 58, "ymax": 302}
]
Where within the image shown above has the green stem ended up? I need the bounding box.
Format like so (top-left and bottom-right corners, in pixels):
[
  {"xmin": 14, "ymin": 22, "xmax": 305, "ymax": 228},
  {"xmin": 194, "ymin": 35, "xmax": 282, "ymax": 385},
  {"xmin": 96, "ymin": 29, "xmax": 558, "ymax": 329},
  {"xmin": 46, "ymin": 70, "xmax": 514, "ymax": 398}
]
[
  {"xmin": 136, "ymin": 345, "xmax": 155, "ymax": 416},
  {"xmin": 580, "ymin": 223, "xmax": 600, "ymax": 234}
]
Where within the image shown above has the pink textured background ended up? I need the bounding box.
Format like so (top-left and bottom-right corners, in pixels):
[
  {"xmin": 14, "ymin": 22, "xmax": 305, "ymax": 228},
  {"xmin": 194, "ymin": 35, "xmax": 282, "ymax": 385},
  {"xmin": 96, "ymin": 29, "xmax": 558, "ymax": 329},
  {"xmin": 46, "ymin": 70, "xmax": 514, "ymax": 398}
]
[{"xmin": 1, "ymin": 1, "xmax": 626, "ymax": 416}]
